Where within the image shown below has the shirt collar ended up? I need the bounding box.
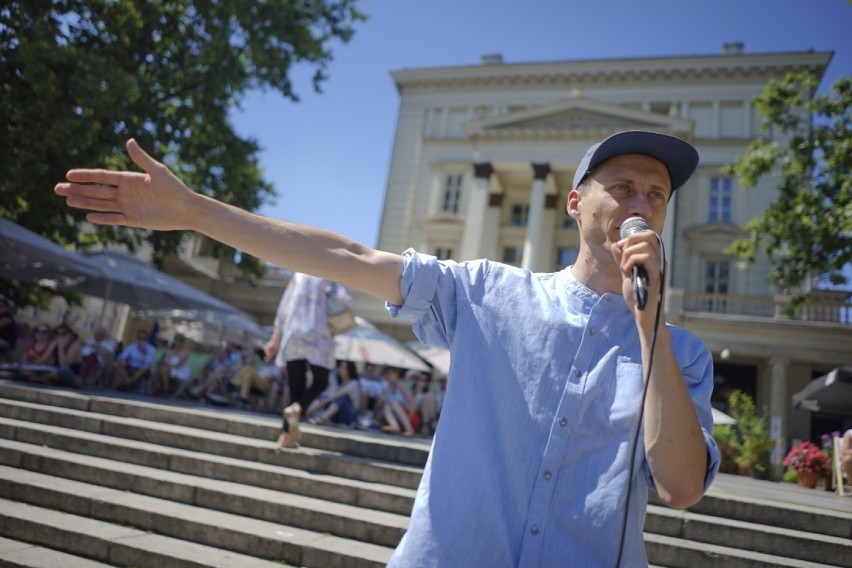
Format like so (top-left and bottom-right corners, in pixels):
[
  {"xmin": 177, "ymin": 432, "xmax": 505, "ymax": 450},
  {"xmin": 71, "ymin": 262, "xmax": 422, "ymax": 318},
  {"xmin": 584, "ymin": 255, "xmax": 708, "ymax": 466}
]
[{"xmin": 558, "ymin": 266, "xmax": 624, "ymax": 313}]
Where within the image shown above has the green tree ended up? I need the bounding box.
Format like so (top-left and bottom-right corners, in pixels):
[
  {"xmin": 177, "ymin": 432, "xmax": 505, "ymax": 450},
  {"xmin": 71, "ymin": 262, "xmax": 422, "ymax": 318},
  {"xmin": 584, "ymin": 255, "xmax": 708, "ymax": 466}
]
[
  {"xmin": 0, "ymin": 0, "xmax": 364, "ymax": 291},
  {"xmin": 726, "ymin": 71, "xmax": 852, "ymax": 306}
]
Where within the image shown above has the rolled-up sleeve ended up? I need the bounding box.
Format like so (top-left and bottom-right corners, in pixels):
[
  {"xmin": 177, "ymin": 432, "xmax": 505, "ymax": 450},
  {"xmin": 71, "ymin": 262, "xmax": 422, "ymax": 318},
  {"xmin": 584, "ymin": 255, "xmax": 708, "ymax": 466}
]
[
  {"xmin": 386, "ymin": 249, "xmax": 442, "ymax": 322},
  {"xmin": 386, "ymin": 249, "xmax": 470, "ymax": 350}
]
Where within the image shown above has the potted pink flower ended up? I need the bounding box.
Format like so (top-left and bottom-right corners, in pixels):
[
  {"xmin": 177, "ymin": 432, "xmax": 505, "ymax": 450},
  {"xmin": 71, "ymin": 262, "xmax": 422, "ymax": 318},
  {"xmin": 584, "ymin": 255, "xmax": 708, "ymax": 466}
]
[{"xmin": 782, "ymin": 441, "xmax": 830, "ymax": 488}]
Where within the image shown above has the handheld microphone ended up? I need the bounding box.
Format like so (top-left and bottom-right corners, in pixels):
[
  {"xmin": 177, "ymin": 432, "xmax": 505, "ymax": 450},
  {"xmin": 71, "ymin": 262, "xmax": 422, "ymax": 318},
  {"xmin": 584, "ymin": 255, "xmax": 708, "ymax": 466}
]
[{"xmin": 619, "ymin": 217, "xmax": 652, "ymax": 310}]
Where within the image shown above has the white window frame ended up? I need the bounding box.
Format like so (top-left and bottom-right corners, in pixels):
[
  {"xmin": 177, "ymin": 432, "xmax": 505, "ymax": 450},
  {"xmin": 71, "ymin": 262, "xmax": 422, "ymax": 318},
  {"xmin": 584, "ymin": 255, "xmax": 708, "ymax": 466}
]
[
  {"xmin": 709, "ymin": 177, "xmax": 733, "ymax": 223},
  {"xmin": 703, "ymin": 259, "xmax": 731, "ymax": 312},
  {"xmin": 434, "ymin": 247, "xmax": 453, "ymax": 261},
  {"xmin": 509, "ymin": 203, "xmax": 529, "ymax": 227},
  {"xmin": 556, "ymin": 247, "xmax": 579, "ymax": 271},
  {"xmin": 441, "ymin": 174, "xmax": 463, "ymax": 214},
  {"xmin": 502, "ymin": 246, "xmax": 524, "ymax": 266}
]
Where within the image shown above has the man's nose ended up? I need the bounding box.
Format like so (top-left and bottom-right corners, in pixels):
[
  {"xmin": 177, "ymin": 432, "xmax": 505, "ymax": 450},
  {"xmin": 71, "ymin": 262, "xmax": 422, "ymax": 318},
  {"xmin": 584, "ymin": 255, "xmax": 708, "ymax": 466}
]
[{"xmin": 627, "ymin": 192, "xmax": 653, "ymax": 217}]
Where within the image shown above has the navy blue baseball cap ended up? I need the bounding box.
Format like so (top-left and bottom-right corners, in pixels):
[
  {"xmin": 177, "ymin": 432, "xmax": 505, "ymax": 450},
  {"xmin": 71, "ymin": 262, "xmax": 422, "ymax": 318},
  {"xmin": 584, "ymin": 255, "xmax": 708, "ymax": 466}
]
[{"xmin": 572, "ymin": 130, "xmax": 699, "ymax": 191}]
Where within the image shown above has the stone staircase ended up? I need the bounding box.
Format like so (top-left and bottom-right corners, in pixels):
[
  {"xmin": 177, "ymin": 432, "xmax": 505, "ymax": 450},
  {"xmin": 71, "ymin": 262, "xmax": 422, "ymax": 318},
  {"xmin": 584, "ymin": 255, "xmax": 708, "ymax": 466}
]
[{"xmin": 0, "ymin": 379, "xmax": 849, "ymax": 568}]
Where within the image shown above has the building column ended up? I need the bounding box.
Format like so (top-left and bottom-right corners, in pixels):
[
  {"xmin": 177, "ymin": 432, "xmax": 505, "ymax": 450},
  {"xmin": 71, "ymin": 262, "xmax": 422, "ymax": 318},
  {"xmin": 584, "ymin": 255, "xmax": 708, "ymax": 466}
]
[
  {"xmin": 742, "ymin": 99, "xmax": 752, "ymax": 137},
  {"xmin": 522, "ymin": 163, "xmax": 550, "ymax": 271},
  {"xmin": 662, "ymin": 188, "xmax": 678, "ymax": 314},
  {"xmin": 768, "ymin": 354, "xmax": 790, "ymax": 480},
  {"xmin": 711, "ymin": 100, "xmax": 720, "ymax": 138},
  {"xmin": 427, "ymin": 171, "xmax": 444, "ymax": 216},
  {"xmin": 459, "ymin": 162, "xmax": 493, "ymax": 261}
]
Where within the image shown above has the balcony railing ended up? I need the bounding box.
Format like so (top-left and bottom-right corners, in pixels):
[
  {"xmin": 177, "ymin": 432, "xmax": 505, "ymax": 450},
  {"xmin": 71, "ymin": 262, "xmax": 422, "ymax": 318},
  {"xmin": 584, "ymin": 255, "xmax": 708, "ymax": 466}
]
[{"xmin": 680, "ymin": 292, "xmax": 852, "ymax": 324}]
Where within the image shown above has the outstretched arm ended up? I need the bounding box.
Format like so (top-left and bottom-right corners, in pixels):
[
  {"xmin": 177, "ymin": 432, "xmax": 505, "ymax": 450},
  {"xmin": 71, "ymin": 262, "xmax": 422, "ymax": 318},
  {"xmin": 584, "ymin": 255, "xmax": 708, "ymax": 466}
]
[{"xmin": 55, "ymin": 140, "xmax": 404, "ymax": 304}]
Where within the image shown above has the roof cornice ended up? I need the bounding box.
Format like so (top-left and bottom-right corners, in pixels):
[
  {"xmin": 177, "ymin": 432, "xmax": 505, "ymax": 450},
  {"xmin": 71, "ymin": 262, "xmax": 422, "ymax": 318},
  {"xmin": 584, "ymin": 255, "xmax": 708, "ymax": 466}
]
[{"xmin": 392, "ymin": 51, "xmax": 833, "ymax": 93}]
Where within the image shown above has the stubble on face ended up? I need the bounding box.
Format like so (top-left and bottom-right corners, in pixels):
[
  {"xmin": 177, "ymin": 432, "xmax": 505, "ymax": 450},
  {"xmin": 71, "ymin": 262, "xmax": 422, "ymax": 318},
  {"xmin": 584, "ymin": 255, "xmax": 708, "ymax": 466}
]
[{"xmin": 568, "ymin": 154, "xmax": 670, "ymax": 286}]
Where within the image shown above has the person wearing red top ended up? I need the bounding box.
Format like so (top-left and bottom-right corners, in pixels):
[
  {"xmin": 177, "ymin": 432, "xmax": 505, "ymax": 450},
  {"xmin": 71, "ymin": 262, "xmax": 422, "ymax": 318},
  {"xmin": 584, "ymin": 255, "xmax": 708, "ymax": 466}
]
[{"xmin": 22, "ymin": 324, "xmax": 59, "ymax": 384}]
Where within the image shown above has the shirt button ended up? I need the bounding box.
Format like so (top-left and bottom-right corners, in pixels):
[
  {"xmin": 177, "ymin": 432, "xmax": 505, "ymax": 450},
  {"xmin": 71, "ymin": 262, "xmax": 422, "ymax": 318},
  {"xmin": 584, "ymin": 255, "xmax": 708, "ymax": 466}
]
[
  {"xmin": 530, "ymin": 525, "xmax": 539, "ymax": 536},
  {"xmin": 559, "ymin": 417, "xmax": 567, "ymax": 427},
  {"xmin": 543, "ymin": 471, "xmax": 552, "ymax": 480},
  {"xmin": 589, "ymin": 326, "xmax": 596, "ymax": 335},
  {"xmin": 574, "ymin": 369, "xmax": 582, "ymax": 377}
]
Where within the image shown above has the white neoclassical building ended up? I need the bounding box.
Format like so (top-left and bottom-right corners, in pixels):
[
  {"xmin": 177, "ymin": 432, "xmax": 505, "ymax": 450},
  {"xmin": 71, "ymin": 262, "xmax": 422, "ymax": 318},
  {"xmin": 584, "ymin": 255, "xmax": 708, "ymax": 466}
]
[{"xmin": 361, "ymin": 44, "xmax": 851, "ymax": 474}]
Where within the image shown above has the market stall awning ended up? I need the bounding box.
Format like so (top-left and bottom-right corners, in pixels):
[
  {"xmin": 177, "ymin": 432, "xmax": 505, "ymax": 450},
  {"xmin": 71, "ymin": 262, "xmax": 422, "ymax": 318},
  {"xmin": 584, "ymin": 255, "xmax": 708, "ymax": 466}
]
[{"xmin": 792, "ymin": 366, "xmax": 852, "ymax": 415}]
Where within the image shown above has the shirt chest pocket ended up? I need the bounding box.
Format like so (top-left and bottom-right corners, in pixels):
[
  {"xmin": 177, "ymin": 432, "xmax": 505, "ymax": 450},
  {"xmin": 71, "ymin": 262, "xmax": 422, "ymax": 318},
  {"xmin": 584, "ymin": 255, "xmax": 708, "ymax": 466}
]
[{"xmin": 602, "ymin": 359, "xmax": 646, "ymax": 432}]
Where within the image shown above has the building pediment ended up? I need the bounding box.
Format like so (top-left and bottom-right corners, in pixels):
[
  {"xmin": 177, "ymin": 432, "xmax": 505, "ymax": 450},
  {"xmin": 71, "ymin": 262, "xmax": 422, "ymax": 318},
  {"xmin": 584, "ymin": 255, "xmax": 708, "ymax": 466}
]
[{"xmin": 465, "ymin": 97, "xmax": 694, "ymax": 141}]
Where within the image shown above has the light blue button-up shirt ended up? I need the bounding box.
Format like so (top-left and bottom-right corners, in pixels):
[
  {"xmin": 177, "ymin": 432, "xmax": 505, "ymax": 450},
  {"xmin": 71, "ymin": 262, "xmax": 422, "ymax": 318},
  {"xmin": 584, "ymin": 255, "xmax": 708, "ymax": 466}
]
[{"xmin": 387, "ymin": 250, "xmax": 719, "ymax": 567}]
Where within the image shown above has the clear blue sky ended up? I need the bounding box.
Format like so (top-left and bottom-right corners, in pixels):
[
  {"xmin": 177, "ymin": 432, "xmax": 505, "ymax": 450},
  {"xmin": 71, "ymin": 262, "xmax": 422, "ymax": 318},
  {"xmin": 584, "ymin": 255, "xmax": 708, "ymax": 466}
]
[{"xmin": 231, "ymin": 0, "xmax": 852, "ymax": 250}]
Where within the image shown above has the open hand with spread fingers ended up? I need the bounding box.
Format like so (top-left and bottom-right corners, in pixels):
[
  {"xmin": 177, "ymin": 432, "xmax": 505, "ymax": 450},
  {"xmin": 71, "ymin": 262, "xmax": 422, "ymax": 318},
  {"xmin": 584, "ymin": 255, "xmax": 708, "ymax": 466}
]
[{"xmin": 54, "ymin": 139, "xmax": 197, "ymax": 232}]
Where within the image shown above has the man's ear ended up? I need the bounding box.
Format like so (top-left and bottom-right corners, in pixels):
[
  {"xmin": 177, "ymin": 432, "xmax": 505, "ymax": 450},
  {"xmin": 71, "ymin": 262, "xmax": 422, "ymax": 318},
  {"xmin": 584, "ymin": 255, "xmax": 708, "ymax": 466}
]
[{"xmin": 567, "ymin": 188, "xmax": 582, "ymax": 223}]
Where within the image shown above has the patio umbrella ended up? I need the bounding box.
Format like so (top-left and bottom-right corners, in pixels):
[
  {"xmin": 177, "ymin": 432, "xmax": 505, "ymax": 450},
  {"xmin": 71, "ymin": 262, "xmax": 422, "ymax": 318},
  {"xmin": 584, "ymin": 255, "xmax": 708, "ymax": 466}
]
[
  {"xmin": 792, "ymin": 366, "xmax": 852, "ymax": 415},
  {"xmin": 406, "ymin": 342, "xmax": 451, "ymax": 375},
  {"xmin": 133, "ymin": 307, "xmax": 267, "ymax": 347},
  {"xmin": 335, "ymin": 317, "xmax": 430, "ymax": 372},
  {"xmin": 68, "ymin": 250, "xmax": 242, "ymax": 313},
  {"xmin": 0, "ymin": 217, "xmax": 104, "ymax": 287}
]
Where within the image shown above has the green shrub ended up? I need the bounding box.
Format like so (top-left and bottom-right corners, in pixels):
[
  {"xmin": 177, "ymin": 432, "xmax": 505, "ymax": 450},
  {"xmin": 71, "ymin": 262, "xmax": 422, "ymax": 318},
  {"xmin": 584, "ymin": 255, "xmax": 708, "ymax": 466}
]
[
  {"xmin": 712, "ymin": 424, "xmax": 739, "ymax": 474},
  {"xmin": 726, "ymin": 390, "xmax": 773, "ymax": 476}
]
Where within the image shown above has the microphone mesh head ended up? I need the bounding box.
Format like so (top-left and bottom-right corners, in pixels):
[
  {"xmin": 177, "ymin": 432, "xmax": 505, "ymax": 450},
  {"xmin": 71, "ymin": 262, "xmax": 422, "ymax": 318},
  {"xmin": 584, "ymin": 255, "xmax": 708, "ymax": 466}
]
[{"xmin": 620, "ymin": 217, "xmax": 651, "ymax": 239}]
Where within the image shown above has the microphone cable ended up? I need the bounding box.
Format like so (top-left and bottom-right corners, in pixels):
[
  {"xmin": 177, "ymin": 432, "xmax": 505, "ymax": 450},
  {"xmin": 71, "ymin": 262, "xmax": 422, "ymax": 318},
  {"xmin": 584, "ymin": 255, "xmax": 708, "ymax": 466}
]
[{"xmin": 614, "ymin": 235, "xmax": 665, "ymax": 568}]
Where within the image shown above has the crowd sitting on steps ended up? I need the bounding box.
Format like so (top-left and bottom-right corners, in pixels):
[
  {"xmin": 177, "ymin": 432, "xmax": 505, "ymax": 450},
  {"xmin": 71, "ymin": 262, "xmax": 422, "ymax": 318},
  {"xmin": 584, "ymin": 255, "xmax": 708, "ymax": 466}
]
[{"xmin": 1, "ymin": 310, "xmax": 448, "ymax": 441}]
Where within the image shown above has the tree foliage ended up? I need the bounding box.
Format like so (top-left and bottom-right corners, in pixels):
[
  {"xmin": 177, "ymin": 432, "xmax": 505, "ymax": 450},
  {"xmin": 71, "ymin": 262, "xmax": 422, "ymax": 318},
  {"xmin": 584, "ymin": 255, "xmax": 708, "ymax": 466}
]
[
  {"xmin": 0, "ymin": 0, "xmax": 364, "ymax": 283},
  {"xmin": 726, "ymin": 71, "xmax": 852, "ymax": 302}
]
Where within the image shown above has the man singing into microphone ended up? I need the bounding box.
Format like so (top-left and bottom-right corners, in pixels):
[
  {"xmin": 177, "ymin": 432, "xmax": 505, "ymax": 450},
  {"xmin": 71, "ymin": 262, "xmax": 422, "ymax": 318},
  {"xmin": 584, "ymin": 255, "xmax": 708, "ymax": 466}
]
[{"xmin": 56, "ymin": 130, "xmax": 719, "ymax": 566}]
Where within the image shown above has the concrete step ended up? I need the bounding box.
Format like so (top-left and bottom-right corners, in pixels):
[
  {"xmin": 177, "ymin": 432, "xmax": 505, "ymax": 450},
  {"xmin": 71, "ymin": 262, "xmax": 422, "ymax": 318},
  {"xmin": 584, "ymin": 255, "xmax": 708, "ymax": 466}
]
[
  {"xmin": 0, "ymin": 501, "xmax": 300, "ymax": 568},
  {"xmin": 0, "ymin": 536, "xmax": 114, "ymax": 568},
  {"xmin": 0, "ymin": 415, "xmax": 416, "ymax": 516},
  {"xmin": 686, "ymin": 478, "xmax": 852, "ymax": 540},
  {"xmin": 1, "ymin": 379, "xmax": 850, "ymax": 568},
  {"xmin": 5, "ymin": 429, "xmax": 848, "ymax": 567},
  {"xmin": 0, "ymin": 439, "xmax": 408, "ymax": 548},
  {"xmin": 0, "ymin": 381, "xmax": 431, "ymax": 466},
  {"xmin": 0, "ymin": 397, "xmax": 423, "ymax": 489},
  {"xmin": 646, "ymin": 504, "xmax": 852, "ymax": 567},
  {"xmin": 0, "ymin": 468, "xmax": 393, "ymax": 567},
  {"xmin": 3, "ymin": 395, "xmax": 847, "ymax": 540},
  {"xmin": 645, "ymin": 533, "xmax": 844, "ymax": 568}
]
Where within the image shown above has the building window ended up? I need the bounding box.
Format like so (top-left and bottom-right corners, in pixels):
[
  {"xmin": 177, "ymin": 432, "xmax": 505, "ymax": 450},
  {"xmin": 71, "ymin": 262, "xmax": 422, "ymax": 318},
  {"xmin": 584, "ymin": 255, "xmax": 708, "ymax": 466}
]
[
  {"xmin": 556, "ymin": 247, "xmax": 579, "ymax": 270},
  {"xmin": 509, "ymin": 204, "xmax": 529, "ymax": 227},
  {"xmin": 502, "ymin": 247, "xmax": 523, "ymax": 266},
  {"xmin": 434, "ymin": 247, "xmax": 453, "ymax": 261},
  {"xmin": 441, "ymin": 174, "xmax": 463, "ymax": 214},
  {"xmin": 709, "ymin": 177, "xmax": 732, "ymax": 223},
  {"xmin": 704, "ymin": 260, "xmax": 730, "ymax": 312}
]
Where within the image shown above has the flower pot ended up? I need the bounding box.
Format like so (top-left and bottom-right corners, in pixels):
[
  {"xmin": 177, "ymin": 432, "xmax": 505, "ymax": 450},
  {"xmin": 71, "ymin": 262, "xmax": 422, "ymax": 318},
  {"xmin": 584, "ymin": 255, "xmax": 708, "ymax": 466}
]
[{"xmin": 796, "ymin": 470, "xmax": 820, "ymax": 489}]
